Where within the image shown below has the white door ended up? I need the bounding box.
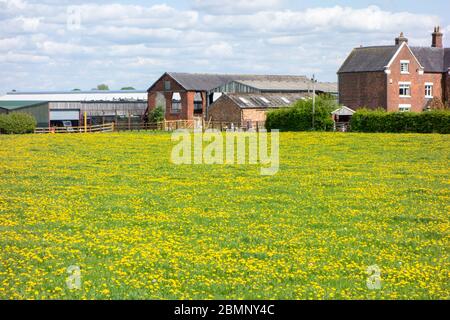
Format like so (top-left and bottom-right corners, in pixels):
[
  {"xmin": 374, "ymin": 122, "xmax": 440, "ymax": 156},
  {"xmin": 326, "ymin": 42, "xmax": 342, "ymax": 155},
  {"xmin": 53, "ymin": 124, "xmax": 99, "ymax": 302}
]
[{"xmin": 49, "ymin": 110, "xmax": 80, "ymax": 121}]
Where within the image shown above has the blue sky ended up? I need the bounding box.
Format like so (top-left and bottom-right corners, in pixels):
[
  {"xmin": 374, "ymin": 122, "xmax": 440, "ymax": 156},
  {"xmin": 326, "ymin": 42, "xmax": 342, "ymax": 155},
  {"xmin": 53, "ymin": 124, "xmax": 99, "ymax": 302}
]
[{"xmin": 0, "ymin": 0, "xmax": 449, "ymax": 94}]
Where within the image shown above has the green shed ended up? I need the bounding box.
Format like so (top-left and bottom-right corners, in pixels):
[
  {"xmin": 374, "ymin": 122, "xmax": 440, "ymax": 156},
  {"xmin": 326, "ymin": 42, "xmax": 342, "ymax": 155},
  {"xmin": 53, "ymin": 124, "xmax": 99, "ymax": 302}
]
[{"xmin": 0, "ymin": 101, "xmax": 49, "ymax": 127}]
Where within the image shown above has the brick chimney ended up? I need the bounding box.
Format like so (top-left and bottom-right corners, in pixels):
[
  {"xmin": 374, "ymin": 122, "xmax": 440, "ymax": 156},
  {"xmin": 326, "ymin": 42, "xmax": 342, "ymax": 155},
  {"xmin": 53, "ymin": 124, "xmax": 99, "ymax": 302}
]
[
  {"xmin": 432, "ymin": 26, "xmax": 443, "ymax": 48},
  {"xmin": 395, "ymin": 32, "xmax": 408, "ymax": 45}
]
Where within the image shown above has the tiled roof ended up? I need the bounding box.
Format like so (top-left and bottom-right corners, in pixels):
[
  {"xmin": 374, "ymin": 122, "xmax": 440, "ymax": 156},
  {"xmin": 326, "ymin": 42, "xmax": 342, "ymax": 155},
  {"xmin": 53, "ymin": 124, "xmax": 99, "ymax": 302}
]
[
  {"xmin": 338, "ymin": 44, "xmax": 450, "ymax": 74},
  {"xmin": 167, "ymin": 72, "xmax": 238, "ymax": 91},
  {"xmin": 338, "ymin": 46, "xmax": 399, "ymax": 73},
  {"xmin": 411, "ymin": 47, "xmax": 445, "ymax": 73}
]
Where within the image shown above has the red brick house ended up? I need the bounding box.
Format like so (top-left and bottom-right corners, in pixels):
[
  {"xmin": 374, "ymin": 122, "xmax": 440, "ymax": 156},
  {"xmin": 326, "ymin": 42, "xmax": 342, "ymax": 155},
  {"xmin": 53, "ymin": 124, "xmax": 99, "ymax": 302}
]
[{"xmin": 338, "ymin": 27, "xmax": 450, "ymax": 112}]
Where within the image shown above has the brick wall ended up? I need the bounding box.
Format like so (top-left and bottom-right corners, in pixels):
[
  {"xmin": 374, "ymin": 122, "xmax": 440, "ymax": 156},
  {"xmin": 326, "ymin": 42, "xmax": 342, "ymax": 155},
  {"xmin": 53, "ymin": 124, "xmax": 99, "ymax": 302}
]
[
  {"xmin": 242, "ymin": 109, "xmax": 269, "ymax": 122},
  {"xmin": 338, "ymin": 71, "xmax": 387, "ymax": 110},
  {"xmin": 446, "ymin": 72, "xmax": 450, "ymax": 107},
  {"xmin": 208, "ymin": 96, "xmax": 242, "ymax": 124}
]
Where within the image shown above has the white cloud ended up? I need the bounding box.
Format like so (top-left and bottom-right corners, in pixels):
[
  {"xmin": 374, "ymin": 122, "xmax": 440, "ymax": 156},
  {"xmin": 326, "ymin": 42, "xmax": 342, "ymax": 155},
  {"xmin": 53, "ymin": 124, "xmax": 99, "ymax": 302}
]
[
  {"xmin": 193, "ymin": 0, "xmax": 282, "ymax": 14},
  {"xmin": 0, "ymin": 52, "xmax": 50, "ymax": 63},
  {"xmin": 0, "ymin": 1, "xmax": 445, "ymax": 93},
  {"xmin": 202, "ymin": 5, "xmax": 439, "ymax": 33},
  {"xmin": 204, "ymin": 41, "xmax": 233, "ymax": 58}
]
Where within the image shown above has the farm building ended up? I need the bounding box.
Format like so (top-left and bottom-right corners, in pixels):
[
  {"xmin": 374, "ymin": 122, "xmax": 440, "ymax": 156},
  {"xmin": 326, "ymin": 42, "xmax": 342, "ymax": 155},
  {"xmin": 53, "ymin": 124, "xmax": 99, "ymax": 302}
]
[
  {"xmin": 208, "ymin": 92, "xmax": 311, "ymax": 126},
  {"xmin": 0, "ymin": 101, "xmax": 50, "ymax": 126},
  {"xmin": 0, "ymin": 90, "xmax": 147, "ymax": 127},
  {"xmin": 146, "ymin": 72, "xmax": 337, "ymax": 122}
]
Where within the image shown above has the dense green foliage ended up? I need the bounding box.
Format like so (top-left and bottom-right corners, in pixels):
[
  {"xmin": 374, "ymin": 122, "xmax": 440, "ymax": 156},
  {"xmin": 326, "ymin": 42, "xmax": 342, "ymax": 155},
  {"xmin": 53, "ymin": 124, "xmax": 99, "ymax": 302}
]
[
  {"xmin": 0, "ymin": 112, "xmax": 37, "ymax": 134},
  {"xmin": 94, "ymin": 84, "xmax": 109, "ymax": 91},
  {"xmin": 265, "ymin": 96, "xmax": 337, "ymax": 131},
  {"xmin": 148, "ymin": 106, "xmax": 165, "ymax": 123},
  {"xmin": 350, "ymin": 109, "xmax": 450, "ymax": 134}
]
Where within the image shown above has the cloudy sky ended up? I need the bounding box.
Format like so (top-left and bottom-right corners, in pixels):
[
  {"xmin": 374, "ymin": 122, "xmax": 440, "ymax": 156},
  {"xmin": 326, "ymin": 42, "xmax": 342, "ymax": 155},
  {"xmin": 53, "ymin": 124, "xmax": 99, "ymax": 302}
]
[{"xmin": 0, "ymin": 0, "xmax": 449, "ymax": 94}]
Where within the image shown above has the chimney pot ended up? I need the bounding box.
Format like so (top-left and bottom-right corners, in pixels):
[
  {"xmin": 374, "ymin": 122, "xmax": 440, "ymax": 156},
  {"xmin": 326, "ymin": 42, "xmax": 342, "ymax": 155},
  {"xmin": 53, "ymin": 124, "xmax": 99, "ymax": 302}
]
[
  {"xmin": 395, "ymin": 32, "xmax": 408, "ymax": 45},
  {"xmin": 432, "ymin": 26, "xmax": 443, "ymax": 48}
]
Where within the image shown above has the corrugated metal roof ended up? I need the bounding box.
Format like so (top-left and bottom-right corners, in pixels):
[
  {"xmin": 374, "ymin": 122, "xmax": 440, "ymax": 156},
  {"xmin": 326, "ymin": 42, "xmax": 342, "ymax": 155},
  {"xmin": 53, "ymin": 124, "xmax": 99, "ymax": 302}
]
[
  {"xmin": 0, "ymin": 101, "xmax": 48, "ymax": 110},
  {"xmin": 232, "ymin": 79, "xmax": 337, "ymax": 93},
  {"xmin": 338, "ymin": 46, "xmax": 399, "ymax": 73},
  {"xmin": 1, "ymin": 91, "xmax": 147, "ymax": 102},
  {"xmin": 223, "ymin": 93, "xmax": 310, "ymax": 109}
]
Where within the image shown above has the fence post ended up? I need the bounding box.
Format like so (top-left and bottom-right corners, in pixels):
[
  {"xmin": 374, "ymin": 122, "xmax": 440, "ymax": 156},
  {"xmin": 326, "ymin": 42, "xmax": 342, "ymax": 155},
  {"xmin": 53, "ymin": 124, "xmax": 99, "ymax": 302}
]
[{"xmin": 84, "ymin": 112, "xmax": 87, "ymax": 133}]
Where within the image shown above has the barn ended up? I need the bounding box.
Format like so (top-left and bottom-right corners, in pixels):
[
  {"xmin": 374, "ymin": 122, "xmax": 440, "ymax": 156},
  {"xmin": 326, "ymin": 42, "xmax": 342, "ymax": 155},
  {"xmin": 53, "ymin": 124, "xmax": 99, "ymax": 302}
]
[
  {"xmin": 0, "ymin": 90, "xmax": 147, "ymax": 127},
  {"xmin": 208, "ymin": 92, "xmax": 310, "ymax": 127},
  {"xmin": 146, "ymin": 72, "xmax": 337, "ymax": 122}
]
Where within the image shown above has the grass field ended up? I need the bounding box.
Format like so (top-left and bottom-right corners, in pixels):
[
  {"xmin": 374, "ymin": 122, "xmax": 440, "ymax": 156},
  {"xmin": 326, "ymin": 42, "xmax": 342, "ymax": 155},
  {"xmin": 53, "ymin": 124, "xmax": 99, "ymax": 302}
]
[{"xmin": 0, "ymin": 132, "xmax": 448, "ymax": 299}]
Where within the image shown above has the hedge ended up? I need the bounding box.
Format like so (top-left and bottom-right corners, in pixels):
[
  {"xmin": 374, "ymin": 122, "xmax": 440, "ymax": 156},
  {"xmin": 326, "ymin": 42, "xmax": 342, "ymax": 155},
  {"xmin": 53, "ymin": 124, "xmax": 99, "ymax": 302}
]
[
  {"xmin": 0, "ymin": 112, "xmax": 37, "ymax": 134},
  {"xmin": 350, "ymin": 109, "xmax": 450, "ymax": 134},
  {"xmin": 265, "ymin": 96, "xmax": 336, "ymax": 131}
]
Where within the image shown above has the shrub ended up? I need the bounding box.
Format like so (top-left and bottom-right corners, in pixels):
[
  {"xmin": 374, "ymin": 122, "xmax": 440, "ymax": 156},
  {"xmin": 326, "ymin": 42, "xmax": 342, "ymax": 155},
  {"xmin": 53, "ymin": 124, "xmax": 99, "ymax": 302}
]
[
  {"xmin": 148, "ymin": 106, "xmax": 165, "ymax": 123},
  {"xmin": 266, "ymin": 96, "xmax": 337, "ymax": 131},
  {"xmin": 425, "ymin": 97, "xmax": 446, "ymax": 111},
  {"xmin": 0, "ymin": 112, "xmax": 37, "ymax": 134},
  {"xmin": 350, "ymin": 109, "xmax": 450, "ymax": 134}
]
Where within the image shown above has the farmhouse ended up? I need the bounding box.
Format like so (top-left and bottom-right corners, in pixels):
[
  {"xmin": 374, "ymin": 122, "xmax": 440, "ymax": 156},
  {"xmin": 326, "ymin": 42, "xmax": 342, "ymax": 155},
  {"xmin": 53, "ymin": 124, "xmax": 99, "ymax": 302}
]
[
  {"xmin": 0, "ymin": 90, "xmax": 147, "ymax": 127},
  {"xmin": 146, "ymin": 72, "xmax": 337, "ymax": 122},
  {"xmin": 208, "ymin": 92, "xmax": 310, "ymax": 126},
  {"xmin": 338, "ymin": 27, "xmax": 450, "ymax": 112}
]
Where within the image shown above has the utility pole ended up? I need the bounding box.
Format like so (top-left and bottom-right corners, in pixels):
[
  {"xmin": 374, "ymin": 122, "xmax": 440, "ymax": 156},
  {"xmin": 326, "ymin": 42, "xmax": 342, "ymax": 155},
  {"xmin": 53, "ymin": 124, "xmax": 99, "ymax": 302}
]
[{"xmin": 312, "ymin": 74, "xmax": 317, "ymax": 130}]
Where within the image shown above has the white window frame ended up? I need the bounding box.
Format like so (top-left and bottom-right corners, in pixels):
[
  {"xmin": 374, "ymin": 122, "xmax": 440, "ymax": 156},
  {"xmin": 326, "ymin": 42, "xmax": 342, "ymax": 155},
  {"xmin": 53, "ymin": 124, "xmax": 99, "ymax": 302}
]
[
  {"xmin": 400, "ymin": 60, "xmax": 410, "ymax": 74},
  {"xmin": 399, "ymin": 82, "xmax": 411, "ymax": 98},
  {"xmin": 399, "ymin": 104, "xmax": 411, "ymax": 112},
  {"xmin": 425, "ymin": 83, "xmax": 433, "ymax": 99}
]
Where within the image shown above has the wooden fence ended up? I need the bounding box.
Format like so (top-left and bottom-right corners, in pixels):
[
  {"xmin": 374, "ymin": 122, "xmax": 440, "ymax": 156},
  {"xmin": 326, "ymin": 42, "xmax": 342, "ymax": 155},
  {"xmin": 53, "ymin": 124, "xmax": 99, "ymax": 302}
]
[
  {"xmin": 34, "ymin": 120, "xmax": 267, "ymax": 134},
  {"xmin": 34, "ymin": 123, "xmax": 115, "ymax": 134}
]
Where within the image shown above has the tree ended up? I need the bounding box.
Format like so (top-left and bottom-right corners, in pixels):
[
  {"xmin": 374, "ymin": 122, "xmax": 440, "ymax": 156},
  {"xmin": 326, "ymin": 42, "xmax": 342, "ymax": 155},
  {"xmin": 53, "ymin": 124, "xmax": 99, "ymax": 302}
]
[
  {"xmin": 148, "ymin": 106, "xmax": 165, "ymax": 123},
  {"xmin": 93, "ymin": 84, "xmax": 109, "ymax": 91},
  {"xmin": 72, "ymin": 88, "xmax": 81, "ymax": 91},
  {"xmin": 265, "ymin": 95, "xmax": 337, "ymax": 131},
  {"xmin": 121, "ymin": 87, "xmax": 135, "ymax": 90}
]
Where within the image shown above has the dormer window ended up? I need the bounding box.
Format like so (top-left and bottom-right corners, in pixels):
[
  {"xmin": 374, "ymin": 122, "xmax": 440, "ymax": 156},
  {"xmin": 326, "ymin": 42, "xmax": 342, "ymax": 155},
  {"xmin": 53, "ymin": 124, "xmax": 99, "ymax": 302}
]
[{"xmin": 400, "ymin": 60, "xmax": 410, "ymax": 74}]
